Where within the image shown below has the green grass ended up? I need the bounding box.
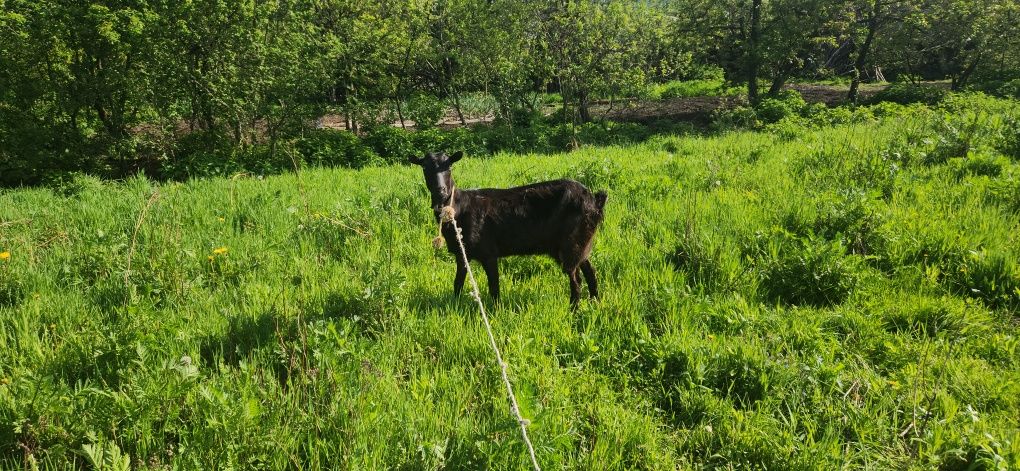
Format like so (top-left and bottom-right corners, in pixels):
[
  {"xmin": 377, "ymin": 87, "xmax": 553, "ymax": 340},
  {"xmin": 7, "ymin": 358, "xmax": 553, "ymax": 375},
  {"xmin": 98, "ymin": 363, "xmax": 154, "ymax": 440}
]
[{"xmin": 2, "ymin": 98, "xmax": 1020, "ymax": 469}]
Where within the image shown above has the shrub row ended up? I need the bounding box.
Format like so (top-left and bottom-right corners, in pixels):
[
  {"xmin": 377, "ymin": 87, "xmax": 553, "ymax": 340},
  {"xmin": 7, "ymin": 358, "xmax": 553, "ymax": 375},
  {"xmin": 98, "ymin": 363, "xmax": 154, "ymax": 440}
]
[{"xmin": 156, "ymin": 120, "xmax": 666, "ymax": 180}]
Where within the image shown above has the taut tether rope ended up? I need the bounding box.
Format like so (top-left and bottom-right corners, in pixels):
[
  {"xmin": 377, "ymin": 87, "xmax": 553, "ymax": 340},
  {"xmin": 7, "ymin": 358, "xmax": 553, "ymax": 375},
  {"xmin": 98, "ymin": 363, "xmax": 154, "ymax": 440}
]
[{"xmin": 434, "ymin": 186, "xmax": 541, "ymax": 471}]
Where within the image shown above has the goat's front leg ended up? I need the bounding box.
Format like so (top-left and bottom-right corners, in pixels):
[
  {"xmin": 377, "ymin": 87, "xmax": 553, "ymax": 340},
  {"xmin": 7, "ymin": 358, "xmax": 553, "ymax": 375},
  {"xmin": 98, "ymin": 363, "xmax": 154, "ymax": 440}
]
[
  {"xmin": 567, "ymin": 268, "xmax": 581, "ymax": 308},
  {"xmin": 453, "ymin": 258, "xmax": 467, "ymax": 297},
  {"xmin": 453, "ymin": 259, "xmax": 467, "ymax": 297},
  {"xmin": 482, "ymin": 258, "xmax": 500, "ymax": 301}
]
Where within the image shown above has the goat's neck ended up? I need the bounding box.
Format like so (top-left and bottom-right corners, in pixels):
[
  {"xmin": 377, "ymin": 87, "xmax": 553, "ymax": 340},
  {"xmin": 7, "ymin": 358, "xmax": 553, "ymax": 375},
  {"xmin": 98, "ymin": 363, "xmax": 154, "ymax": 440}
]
[
  {"xmin": 440, "ymin": 181, "xmax": 457, "ymax": 208},
  {"xmin": 434, "ymin": 184, "xmax": 459, "ymax": 222}
]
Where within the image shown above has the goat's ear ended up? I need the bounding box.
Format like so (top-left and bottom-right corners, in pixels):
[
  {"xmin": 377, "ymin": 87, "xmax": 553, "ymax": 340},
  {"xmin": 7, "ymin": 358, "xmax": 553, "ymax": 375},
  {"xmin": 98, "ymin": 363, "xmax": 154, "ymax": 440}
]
[
  {"xmin": 449, "ymin": 151, "xmax": 464, "ymax": 164},
  {"xmin": 408, "ymin": 155, "xmax": 424, "ymax": 166}
]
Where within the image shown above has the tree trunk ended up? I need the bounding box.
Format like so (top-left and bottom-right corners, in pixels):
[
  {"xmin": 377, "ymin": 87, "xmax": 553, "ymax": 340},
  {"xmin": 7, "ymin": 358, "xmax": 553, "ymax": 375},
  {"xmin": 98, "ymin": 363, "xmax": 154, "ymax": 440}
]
[
  {"xmin": 577, "ymin": 89, "xmax": 591, "ymax": 124},
  {"xmin": 768, "ymin": 66, "xmax": 791, "ymax": 97},
  {"xmin": 451, "ymin": 86, "xmax": 466, "ymax": 125},
  {"xmin": 747, "ymin": 0, "xmax": 762, "ymax": 104},
  {"xmin": 849, "ymin": 1, "xmax": 881, "ymax": 104},
  {"xmin": 953, "ymin": 50, "xmax": 983, "ymax": 91},
  {"xmin": 396, "ymin": 99, "xmax": 406, "ymax": 129}
]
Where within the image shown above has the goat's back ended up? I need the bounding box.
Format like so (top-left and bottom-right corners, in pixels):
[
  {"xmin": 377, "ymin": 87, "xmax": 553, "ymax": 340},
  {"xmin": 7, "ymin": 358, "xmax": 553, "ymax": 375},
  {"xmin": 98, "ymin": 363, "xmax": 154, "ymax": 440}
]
[{"xmin": 454, "ymin": 179, "xmax": 605, "ymax": 258}]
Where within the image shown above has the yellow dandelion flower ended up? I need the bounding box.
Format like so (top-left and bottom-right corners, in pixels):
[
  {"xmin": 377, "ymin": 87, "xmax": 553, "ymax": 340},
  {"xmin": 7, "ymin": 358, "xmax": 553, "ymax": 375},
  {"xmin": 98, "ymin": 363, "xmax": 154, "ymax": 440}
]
[
  {"xmin": 207, "ymin": 255, "xmax": 214, "ymax": 261},
  {"xmin": 218, "ymin": 217, "xmax": 226, "ymax": 223},
  {"xmin": 213, "ymin": 247, "xmax": 228, "ymax": 255},
  {"xmin": 0, "ymin": 251, "xmax": 9, "ymax": 261}
]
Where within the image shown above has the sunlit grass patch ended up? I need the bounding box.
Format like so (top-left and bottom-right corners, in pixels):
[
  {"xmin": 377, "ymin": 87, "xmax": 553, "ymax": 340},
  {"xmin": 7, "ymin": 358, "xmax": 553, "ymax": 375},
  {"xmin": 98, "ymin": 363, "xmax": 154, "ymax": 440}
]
[{"xmin": 1, "ymin": 99, "xmax": 1019, "ymax": 468}]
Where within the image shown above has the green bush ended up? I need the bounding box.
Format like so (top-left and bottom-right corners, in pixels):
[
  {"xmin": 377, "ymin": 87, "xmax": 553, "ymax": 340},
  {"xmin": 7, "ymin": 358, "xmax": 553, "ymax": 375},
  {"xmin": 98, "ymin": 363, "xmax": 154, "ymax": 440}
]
[
  {"xmin": 712, "ymin": 105, "xmax": 760, "ymax": 130},
  {"xmin": 870, "ymin": 83, "xmax": 947, "ymax": 105},
  {"xmin": 814, "ymin": 191, "xmax": 888, "ymax": 259},
  {"xmin": 996, "ymin": 79, "xmax": 1020, "ymax": 99},
  {"xmin": 43, "ymin": 172, "xmax": 107, "ymax": 198},
  {"xmin": 949, "ymin": 250, "xmax": 1020, "ymax": 311},
  {"xmin": 756, "ymin": 90, "xmax": 807, "ymax": 124},
  {"xmin": 922, "ymin": 115, "xmax": 984, "ymax": 166},
  {"xmin": 362, "ymin": 126, "xmax": 415, "ymax": 163},
  {"xmin": 406, "ymin": 94, "xmax": 446, "ymax": 129},
  {"xmin": 297, "ymin": 129, "xmax": 380, "ymax": 169},
  {"xmin": 651, "ymin": 79, "xmax": 734, "ymax": 100},
  {"xmin": 564, "ymin": 158, "xmax": 620, "ymax": 190},
  {"xmin": 949, "ymin": 153, "xmax": 1007, "ymax": 179},
  {"xmin": 668, "ymin": 226, "xmax": 743, "ymax": 293},
  {"xmin": 989, "ymin": 177, "xmax": 1020, "ymax": 214},
  {"xmin": 877, "ymin": 294, "xmax": 988, "ymax": 338},
  {"xmin": 763, "ymin": 117, "xmax": 808, "ymax": 141},
  {"xmin": 868, "ymin": 101, "xmax": 912, "ymax": 119},
  {"xmin": 748, "ymin": 230, "xmax": 866, "ymax": 307},
  {"xmin": 575, "ymin": 121, "xmax": 652, "ymax": 147},
  {"xmin": 999, "ymin": 116, "xmax": 1020, "ymax": 160},
  {"xmin": 163, "ymin": 131, "xmax": 243, "ymax": 180},
  {"xmin": 705, "ymin": 345, "xmax": 774, "ymax": 409},
  {"xmin": 410, "ymin": 128, "xmax": 484, "ymax": 161},
  {"xmin": 713, "ymin": 90, "xmax": 811, "ymax": 130}
]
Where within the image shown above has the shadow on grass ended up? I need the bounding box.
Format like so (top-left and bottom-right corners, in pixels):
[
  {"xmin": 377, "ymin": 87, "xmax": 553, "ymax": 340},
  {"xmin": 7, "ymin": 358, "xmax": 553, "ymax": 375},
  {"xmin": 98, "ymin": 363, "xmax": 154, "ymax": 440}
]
[
  {"xmin": 198, "ymin": 309, "xmax": 280, "ymax": 369},
  {"xmin": 317, "ymin": 292, "xmax": 392, "ymax": 339}
]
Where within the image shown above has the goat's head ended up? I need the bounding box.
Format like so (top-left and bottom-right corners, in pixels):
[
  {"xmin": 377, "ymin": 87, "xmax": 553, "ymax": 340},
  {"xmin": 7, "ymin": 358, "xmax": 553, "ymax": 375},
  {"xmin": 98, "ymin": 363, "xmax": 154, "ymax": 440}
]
[{"xmin": 409, "ymin": 150, "xmax": 463, "ymax": 215}]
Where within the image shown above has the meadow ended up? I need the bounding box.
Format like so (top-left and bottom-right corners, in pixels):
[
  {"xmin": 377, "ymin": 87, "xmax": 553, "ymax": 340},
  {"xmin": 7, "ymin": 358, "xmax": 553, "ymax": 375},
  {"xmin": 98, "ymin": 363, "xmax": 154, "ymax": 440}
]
[{"xmin": 2, "ymin": 94, "xmax": 1019, "ymax": 469}]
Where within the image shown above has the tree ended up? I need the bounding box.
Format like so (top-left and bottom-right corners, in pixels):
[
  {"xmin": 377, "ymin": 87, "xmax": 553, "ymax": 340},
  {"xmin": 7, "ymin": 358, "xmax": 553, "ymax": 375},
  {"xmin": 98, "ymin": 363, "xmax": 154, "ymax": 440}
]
[
  {"xmin": 685, "ymin": 0, "xmax": 844, "ymax": 103},
  {"xmin": 845, "ymin": 0, "xmax": 920, "ymax": 103},
  {"xmin": 874, "ymin": 0, "xmax": 1019, "ymax": 89},
  {"xmin": 545, "ymin": 0, "xmax": 666, "ymax": 122}
]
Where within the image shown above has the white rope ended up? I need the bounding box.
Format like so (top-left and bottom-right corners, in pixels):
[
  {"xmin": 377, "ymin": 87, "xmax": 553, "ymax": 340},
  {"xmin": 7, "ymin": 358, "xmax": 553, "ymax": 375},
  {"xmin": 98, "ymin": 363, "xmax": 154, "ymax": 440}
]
[{"xmin": 441, "ymin": 198, "xmax": 541, "ymax": 471}]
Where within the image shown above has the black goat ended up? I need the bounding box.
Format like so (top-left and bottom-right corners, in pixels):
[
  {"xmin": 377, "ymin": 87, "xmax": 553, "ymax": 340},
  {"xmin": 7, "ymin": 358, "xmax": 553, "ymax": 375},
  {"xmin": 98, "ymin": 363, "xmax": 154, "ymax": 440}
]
[{"xmin": 410, "ymin": 151, "xmax": 607, "ymax": 307}]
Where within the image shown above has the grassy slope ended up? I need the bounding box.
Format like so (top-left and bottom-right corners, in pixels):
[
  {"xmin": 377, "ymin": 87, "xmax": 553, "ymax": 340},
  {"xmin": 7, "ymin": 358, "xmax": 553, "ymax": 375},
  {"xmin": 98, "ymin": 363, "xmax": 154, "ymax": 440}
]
[{"xmin": 2, "ymin": 106, "xmax": 1019, "ymax": 469}]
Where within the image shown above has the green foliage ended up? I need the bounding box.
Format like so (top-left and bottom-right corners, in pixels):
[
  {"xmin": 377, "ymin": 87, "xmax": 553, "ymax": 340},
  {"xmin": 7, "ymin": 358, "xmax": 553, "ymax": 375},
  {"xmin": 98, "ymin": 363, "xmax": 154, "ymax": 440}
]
[
  {"xmin": 647, "ymin": 79, "xmax": 738, "ymax": 100},
  {"xmin": 755, "ymin": 90, "xmax": 808, "ymax": 123},
  {"xmin": 949, "ymin": 153, "xmax": 1007, "ymax": 179},
  {"xmin": 922, "ymin": 97, "xmax": 1002, "ymax": 165},
  {"xmin": 406, "ymin": 94, "xmax": 446, "ymax": 129},
  {"xmin": 713, "ymin": 89, "xmax": 819, "ymax": 130},
  {"xmin": 82, "ymin": 432, "xmax": 132, "ymax": 471},
  {"xmin": 877, "ymin": 294, "xmax": 989, "ymax": 339},
  {"xmin": 999, "ymin": 116, "xmax": 1020, "ymax": 160},
  {"xmin": 949, "ymin": 250, "xmax": 1020, "ymax": 311},
  {"xmin": 4, "ymin": 0, "xmax": 1020, "ymax": 187},
  {"xmin": 989, "ymin": 176, "xmax": 1020, "ymax": 213},
  {"xmin": 297, "ymin": 130, "xmax": 380, "ymax": 169},
  {"xmin": 0, "ymin": 261, "xmax": 24, "ymax": 309},
  {"xmin": 711, "ymin": 105, "xmax": 761, "ymax": 130},
  {"xmin": 748, "ymin": 230, "xmax": 866, "ymax": 307},
  {"xmin": 3, "ymin": 110, "xmax": 1020, "ymax": 468},
  {"xmin": 669, "ymin": 224, "xmax": 744, "ymax": 293},
  {"xmin": 997, "ymin": 79, "xmax": 1020, "ymax": 99},
  {"xmin": 870, "ymin": 83, "xmax": 948, "ymax": 105}
]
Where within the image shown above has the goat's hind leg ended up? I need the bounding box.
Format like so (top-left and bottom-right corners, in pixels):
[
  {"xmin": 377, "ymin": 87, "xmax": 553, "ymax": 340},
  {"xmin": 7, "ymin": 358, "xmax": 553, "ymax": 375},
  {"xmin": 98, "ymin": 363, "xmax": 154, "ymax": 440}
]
[
  {"xmin": 580, "ymin": 259, "xmax": 599, "ymax": 299},
  {"xmin": 482, "ymin": 258, "xmax": 500, "ymax": 301}
]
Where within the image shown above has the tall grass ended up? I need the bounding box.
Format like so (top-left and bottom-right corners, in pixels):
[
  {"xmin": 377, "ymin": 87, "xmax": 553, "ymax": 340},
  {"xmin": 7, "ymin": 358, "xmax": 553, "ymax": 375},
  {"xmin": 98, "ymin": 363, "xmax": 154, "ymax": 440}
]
[{"xmin": 1, "ymin": 97, "xmax": 1019, "ymax": 469}]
